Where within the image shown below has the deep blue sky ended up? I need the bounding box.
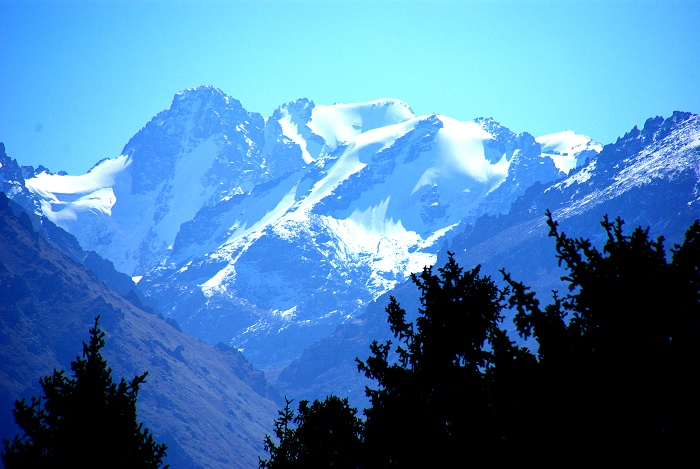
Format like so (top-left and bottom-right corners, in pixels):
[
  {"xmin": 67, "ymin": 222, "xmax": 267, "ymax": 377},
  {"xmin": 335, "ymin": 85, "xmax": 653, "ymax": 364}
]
[{"xmin": 2, "ymin": 0, "xmax": 699, "ymax": 175}]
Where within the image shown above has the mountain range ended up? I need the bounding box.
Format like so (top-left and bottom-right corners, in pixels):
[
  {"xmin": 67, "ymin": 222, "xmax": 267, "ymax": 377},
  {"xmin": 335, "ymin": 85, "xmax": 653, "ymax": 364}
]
[
  {"xmin": 14, "ymin": 86, "xmax": 601, "ymax": 369},
  {"xmin": 1, "ymin": 85, "xmax": 698, "ymax": 467}
]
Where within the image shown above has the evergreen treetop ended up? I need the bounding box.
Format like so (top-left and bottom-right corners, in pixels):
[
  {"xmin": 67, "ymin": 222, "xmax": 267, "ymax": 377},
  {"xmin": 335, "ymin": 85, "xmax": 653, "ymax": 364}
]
[{"xmin": 2, "ymin": 316, "xmax": 168, "ymax": 468}]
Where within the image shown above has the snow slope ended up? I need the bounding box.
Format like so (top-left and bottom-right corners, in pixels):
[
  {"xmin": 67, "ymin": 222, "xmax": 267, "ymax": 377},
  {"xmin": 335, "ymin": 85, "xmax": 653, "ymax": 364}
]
[{"xmin": 25, "ymin": 156, "xmax": 129, "ymax": 221}]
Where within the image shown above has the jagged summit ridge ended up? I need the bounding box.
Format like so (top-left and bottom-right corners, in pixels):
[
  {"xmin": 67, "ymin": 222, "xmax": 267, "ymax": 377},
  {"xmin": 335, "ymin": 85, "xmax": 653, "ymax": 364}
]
[
  {"xmin": 551, "ymin": 112, "xmax": 700, "ymax": 220},
  {"xmin": 171, "ymin": 85, "xmax": 243, "ymax": 112}
]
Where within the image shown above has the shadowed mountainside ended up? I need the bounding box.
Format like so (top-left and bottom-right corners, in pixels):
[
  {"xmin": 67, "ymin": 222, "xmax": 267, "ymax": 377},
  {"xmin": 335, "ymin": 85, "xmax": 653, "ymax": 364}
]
[{"xmin": 0, "ymin": 192, "xmax": 280, "ymax": 469}]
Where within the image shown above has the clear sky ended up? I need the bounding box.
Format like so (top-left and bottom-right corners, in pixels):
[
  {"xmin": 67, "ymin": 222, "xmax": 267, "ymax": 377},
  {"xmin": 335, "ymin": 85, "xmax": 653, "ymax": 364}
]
[{"xmin": 1, "ymin": 0, "xmax": 699, "ymax": 175}]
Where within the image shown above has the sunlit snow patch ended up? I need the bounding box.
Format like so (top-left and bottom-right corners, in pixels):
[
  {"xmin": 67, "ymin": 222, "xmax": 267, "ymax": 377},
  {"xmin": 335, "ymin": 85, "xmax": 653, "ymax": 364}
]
[
  {"xmin": 537, "ymin": 130, "xmax": 602, "ymax": 174},
  {"xmin": 25, "ymin": 155, "xmax": 131, "ymax": 223},
  {"xmin": 273, "ymin": 306, "xmax": 297, "ymax": 321},
  {"xmin": 324, "ymin": 196, "xmax": 437, "ymax": 292},
  {"xmin": 307, "ymin": 99, "xmax": 416, "ymax": 147},
  {"xmin": 412, "ymin": 116, "xmax": 508, "ymax": 195},
  {"xmin": 295, "ymin": 117, "xmax": 421, "ymax": 213},
  {"xmin": 278, "ymin": 108, "xmax": 314, "ymax": 164}
]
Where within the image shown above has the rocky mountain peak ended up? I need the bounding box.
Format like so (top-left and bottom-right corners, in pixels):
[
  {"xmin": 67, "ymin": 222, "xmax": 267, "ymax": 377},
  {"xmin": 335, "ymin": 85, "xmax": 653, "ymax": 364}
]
[
  {"xmin": 170, "ymin": 85, "xmax": 243, "ymax": 114},
  {"xmin": 474, "ymin": 117, "xmax": 513, "ymax": 140},
  {"xmin": 0, "ymin": 143, "xmax": 41, "ymax": 215},
  {"xmin": 276, "ymin": 98, "xmax": 315, "ymax": 120},
  {"xmin": 121, "ymin": 87, "xmax": 265, "ymax": 195},
  {"xmin": 603, "ymin": 111, "xmax": 697, "ymax": 172}
]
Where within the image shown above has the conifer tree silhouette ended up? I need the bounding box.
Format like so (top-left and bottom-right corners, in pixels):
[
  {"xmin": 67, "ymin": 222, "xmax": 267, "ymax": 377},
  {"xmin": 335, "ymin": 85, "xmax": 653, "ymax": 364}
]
[
  {"xmin": 357, "ymin": 254, "xmax": 533, "ymax": 466},
  {"xmin": 2, "ymin": 316, "xmax": 167, "ymax": 468},
  {"xmin": 259, "ymin": 213, "xmax": 700, "ymax": 466},
  {"xmin": 503, "ymin": 212, "xmax": 700, "ymax": 462},
  {"xmin": 259, "ymin": 395, "xmax": 362, "ymax": 469}
]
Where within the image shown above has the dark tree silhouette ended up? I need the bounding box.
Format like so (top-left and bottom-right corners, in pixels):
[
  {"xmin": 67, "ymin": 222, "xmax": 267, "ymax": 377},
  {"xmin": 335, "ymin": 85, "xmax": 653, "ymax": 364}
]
[
  {"xmin": 260, "ymin": 213, "xmax": 700, "ymax": 466},
  {"xmin": 2, "ymin": 316, "xmax": 167, "ymax": 468},
  {"xmin": 357, "ymin": 254, "xmax": 534, "ymax": 466},
  {"xmin": 259, "ymin": 395, "xmax": 363, "ymax": 469},
  {"xmin": 503, "ymin": 211, "xmax": 700, "ymax": 462}
]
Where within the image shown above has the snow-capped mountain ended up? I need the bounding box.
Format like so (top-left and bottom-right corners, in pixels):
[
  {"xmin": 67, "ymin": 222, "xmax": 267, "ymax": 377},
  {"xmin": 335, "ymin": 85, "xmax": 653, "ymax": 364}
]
[{"xmin": 20, "ymin": 86, "xmax": 600, "ymax": 368}]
